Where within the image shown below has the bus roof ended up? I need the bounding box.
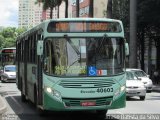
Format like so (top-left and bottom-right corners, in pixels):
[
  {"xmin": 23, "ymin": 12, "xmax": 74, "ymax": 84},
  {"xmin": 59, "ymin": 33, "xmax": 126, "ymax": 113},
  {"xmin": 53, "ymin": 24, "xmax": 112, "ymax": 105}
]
[
  {"xmin": 17, "ymin": 18, "xmax": 124, "ymax": 40},
  {"xmin": 0, "ymin": 47, "xmax": 16, "ymax": 53},
  {"xmin": 45, "ymin": 18, "xmax": 122, "ymax": 22},
  {"xmin": 1, "ymin": 47, "xmax": 16, "ymax": 50}
]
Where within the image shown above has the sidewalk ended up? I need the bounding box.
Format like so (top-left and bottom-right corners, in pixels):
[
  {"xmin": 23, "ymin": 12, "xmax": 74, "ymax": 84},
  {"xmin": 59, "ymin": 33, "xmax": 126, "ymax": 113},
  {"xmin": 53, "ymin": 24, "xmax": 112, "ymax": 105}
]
[
  {"xmin": 0, "ymin": 95, "xmax": 7, "ymax": 115},
  {"xmin": 152, "ymin": 84, "xmax": 160, "ymax": 93}
]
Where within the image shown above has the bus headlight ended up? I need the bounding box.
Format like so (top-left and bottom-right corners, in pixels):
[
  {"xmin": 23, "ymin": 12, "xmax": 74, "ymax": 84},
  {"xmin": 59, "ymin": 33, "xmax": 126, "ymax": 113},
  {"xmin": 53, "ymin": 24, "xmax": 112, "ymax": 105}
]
[
  {"xmin": 121, "ymin": 85, "xmax": 126, "ymax": 92},
  {"xmin": 114, "ymin": 89, "xmax": 120, "ymax": 97},
  {"xmin": 46, "ymin": 87, "xmax": 52, "ymax": 93},
  {"xmin": 114, "ymin": 85, "xmax": 126, "ymax": 99},
  {"xmin": 53, "ymin": 90, "xmax": 61, "ymax": 98},
  {"xmin": 45, "ymin": 86, "xmax": 61, "ymax": 99}
]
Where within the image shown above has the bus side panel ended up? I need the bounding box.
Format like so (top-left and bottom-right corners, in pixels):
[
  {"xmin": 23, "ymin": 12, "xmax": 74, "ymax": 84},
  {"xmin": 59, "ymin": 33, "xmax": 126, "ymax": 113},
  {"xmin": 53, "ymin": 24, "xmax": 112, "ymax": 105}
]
[
  {"xmin": 16, "ymin": 61, "xmax": 21, "ymax": 90},
  {"xmin": 27, "ymin": 63, "xmax": 37, "ymax": 103},
  {"xmin": 20, "ymin": 62, "xmax": 25, "ymax": 94}
]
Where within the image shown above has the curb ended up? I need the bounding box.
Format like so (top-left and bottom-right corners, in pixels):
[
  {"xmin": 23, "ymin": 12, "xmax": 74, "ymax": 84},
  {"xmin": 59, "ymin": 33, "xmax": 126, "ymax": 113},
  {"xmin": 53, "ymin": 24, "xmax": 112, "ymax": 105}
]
[
  {"xmin": 152, "ymin": 85, "xmax": 160, "ymax": 93},
  {"xmin": 0, "ymin": 95, "xmax": 7, "ymax": 115},
  {"xmin": 152, "ymin": 89, "xmax": 160, "ymax": 93}
]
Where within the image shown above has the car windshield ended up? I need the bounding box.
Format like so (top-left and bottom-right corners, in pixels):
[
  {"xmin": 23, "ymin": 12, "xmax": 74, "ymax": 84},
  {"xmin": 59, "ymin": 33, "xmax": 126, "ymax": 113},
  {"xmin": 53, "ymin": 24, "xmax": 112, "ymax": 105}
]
[
  {"xmin": 43, "ymin": 37, "xmax": 125, "ymax": 77},
  {"xmin": 126, "ymin": 72, "xmax": 138, "ymax": 80},
  {"xmin": 4, "ymin": 66, "xmax": 16, "ymax": 72},
  {"xmin": 133, "ymin": 70, "xmax": 147, "ymax": 77}
]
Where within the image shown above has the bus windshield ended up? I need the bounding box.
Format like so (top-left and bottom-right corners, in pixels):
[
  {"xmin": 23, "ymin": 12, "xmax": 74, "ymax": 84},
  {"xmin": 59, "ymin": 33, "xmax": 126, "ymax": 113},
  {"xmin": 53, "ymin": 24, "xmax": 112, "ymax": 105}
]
[
  {"xmin": 0, "ymin": 48, "xmax": 16, "ymax": 66},
  {"xmin": 44, "ymin": 37, "xmax": 125, "ymax": 77}
]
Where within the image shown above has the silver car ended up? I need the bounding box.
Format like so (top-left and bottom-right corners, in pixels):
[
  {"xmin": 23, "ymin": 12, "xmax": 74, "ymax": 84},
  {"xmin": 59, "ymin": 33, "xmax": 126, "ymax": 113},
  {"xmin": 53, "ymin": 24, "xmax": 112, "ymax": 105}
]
[
  {"xmin": 126, "ymin": 71, "xmax": 146, "ymax": 100},
  {"xmin": 1, "ymin": 65, "xmax": 16, "ymax": 82},
  {"xmin": 127, "ymin": 68, "xmax": 153, "ymax": 92}
]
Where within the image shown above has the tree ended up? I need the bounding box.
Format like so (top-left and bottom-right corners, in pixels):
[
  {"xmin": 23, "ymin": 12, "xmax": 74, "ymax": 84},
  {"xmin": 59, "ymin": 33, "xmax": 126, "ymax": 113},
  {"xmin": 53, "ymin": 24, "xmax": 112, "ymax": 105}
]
[
  {"xmin": 1, "ymin": 27, "xmax": 16, "ymax": 38},
  {"xmin": 76, "ymin": 0, "xmax": 79, "ymax": 17},
  {"xmin": 112, "ymin": 0, "xmax": 129, "ymax": 35},
  {"xmin": 36, "ymin": 0, "xmax": 62, "ymax": 19},
  {"xmin": 0, "ymin": 35, "xmax": 5, "ymax": 49},
  {"xmin": 63, "ymin": 0, "xmax": 68, "ymax": 18},
  {"xmin": 2, "ymin": 38, "xmax": 16, "ymax": 48},
  {"xmin": 137, "ymin": 0, "xmax": 160, "ymax": 72},
  {"xmin": 15, "ymin": 28, "xmax": 27, "ymax": 37},
  {"xmin": 110, "ymin": 0, "xmax": 160, "ymax": 72},
  {"xmin": 56, "ymin": 0, "xmax": 63, "ymax": 18},
  {"xmin": 56, "ymin": 0, "xmax": 69, "ymax": 18},
  {"xmin": 129, "ymin": 0, "xmax": 137, "ymax": 68},
  {"xmin": 107, "ymin": 0, "xmax": 112, "ymax": 18},
  {"xmin": 89, "ymin": 0, "xmax": 94, "ymax": 17},
  {"xmin": 0, "ymin": 27, "xmax": 26, "ymax": 49}
]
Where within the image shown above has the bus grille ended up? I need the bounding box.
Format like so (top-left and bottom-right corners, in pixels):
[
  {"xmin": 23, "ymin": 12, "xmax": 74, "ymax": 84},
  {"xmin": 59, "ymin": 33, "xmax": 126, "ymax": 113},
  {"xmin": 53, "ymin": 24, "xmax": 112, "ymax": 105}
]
[
  {"xmin": 62, "ymin": 97, "xmax": 113, "ymax": 107},
  {"xmin": 59, "ymin": 79, "xmax": 116, "ymax": 88}
]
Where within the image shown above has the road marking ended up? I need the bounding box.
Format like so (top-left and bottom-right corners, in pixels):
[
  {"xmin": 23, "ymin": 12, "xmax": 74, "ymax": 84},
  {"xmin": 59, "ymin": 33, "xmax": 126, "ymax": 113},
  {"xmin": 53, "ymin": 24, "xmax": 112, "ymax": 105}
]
[{"xmin": 4, "ymin": 91, "xmax": 24, "ymax": 114}]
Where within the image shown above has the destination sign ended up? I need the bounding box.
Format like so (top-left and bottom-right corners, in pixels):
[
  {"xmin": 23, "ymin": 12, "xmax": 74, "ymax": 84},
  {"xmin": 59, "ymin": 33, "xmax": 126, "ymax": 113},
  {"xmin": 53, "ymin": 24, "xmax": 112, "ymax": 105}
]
[
  {"xmin": 2, "ymin": 49, "xmax": 16, "ymax": 53},
  {"xmin": 47, "ymin": 21, "xmax": 121, "ymax": 33}
]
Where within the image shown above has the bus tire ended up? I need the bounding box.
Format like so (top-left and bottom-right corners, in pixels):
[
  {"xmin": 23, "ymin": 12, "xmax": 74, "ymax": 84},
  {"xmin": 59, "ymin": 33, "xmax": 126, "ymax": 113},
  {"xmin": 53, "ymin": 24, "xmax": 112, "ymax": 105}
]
[
  {"xmin": 21, "ymin": 92, "xmax": 27, "ymax": 102},
  {"xmin": 34, "ymin": 85, "xmax": 37, "ymax": 106},
  {"xmin": 34, "ymin": 85, "xmax": 47, "ymax": 116},
  {"xmin": 1, "ymin": 80, "xmax": 5, "ymax": 83},
  {"xmin": 96, "ymin": 110, "xmax": 107, "ymax": 119},
  {"xmin": 21, "ymin": 79, "xmax": 27, "ymax": 102}
]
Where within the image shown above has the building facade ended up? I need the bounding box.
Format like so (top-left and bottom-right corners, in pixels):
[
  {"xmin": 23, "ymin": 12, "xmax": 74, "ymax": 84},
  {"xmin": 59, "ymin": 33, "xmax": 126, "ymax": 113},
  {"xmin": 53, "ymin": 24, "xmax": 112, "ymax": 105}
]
[
  {"xmin": 18, "ymin": 0, "xmax": 43, "ymax": 28},
  {"xmin": 71, "ymin": 0, "xmax": 108, "ymax": 18},
  {"xmin": 18, "ymin": 0, "xmax": 65, "ymax": 29}
]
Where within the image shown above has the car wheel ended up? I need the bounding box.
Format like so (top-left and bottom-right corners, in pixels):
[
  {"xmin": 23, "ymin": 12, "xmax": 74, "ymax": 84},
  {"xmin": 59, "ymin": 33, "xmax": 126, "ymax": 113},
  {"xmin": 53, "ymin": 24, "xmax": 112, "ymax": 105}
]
[
  {"xmin": 140, "ymin": 96, "xmax": 145, "ymax": 101},
  {"xmin": 126, "ymin": 96, "xmax": 130, "ymax": 100},
  {"xmin": 1, "ymin": 77, "xmax": 5, "ymax": 83}
]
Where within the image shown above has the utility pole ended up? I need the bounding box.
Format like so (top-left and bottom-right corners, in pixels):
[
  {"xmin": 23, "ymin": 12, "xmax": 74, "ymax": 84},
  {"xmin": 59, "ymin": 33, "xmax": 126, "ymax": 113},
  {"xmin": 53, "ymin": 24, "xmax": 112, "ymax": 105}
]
[{"xmin": 129, "ymin": 0, "xmax": 137, "ymax": 68}]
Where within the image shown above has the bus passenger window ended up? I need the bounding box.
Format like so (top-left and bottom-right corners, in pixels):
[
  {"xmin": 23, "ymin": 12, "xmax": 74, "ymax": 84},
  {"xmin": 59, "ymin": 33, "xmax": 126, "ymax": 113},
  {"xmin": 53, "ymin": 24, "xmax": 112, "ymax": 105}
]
[{"xmin": 44, "ymin": 57, "xmax": 49, "ymax": 73}]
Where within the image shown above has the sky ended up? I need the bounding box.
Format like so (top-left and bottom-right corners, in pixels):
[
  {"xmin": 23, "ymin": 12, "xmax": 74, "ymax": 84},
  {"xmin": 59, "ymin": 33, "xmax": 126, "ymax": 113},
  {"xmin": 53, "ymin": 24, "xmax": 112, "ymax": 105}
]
[{"xmin": 0, "ymin": 0, "xmax": 19, "ymax": 28}]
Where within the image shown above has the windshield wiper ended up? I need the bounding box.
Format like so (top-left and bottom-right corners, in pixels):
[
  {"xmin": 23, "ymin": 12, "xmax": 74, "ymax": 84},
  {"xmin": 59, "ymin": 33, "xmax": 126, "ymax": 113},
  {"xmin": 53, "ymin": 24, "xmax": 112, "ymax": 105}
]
[
  {"xmin": 64, "ymin": 34, "xmax": 80, "ymax": 55},
  {"xmin": 96, "ymin": 33, "xmax": 108, "ymax": 56}
]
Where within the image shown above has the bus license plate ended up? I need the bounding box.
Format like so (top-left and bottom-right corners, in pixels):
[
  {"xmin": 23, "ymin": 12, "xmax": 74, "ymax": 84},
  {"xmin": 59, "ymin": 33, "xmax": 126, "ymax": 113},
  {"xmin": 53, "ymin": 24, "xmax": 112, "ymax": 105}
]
[{"xmin": 81, "ymin": 101, "xmax": 96, "ymax": 106}]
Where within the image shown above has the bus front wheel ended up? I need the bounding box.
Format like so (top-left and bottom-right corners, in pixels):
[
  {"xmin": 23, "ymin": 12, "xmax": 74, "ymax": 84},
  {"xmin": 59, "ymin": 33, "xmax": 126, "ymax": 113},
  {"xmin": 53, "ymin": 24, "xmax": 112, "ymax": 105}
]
[
  {"xmin": 21, "ymin": 80, "xmax": 27, "ymax": 102},
  {"xmin": 21, "ymin": 92, "xmax": 27, "ymax": 102},
  {"xmin": 96, "ymin": 110, "xmax": 107, "ymax": 119}
]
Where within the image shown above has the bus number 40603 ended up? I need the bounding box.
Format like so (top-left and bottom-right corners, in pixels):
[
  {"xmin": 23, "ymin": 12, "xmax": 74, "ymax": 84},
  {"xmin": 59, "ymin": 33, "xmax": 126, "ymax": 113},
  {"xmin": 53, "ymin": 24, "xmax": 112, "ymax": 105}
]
[{"xmin": 97, "ymin": 88, "xmax": 113, "ymax": 93}]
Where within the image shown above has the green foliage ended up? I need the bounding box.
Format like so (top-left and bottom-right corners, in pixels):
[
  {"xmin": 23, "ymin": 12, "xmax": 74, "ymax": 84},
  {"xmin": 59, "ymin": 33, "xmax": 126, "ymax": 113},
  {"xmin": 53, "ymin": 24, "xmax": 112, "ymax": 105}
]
[
  {"xmin": 16, "ymin": 28, "xmax": 27, "ymax": 36},
  {"xmin": 0, "ymin": 35, "xmax": 5, "ymax": 49},
  {"xmin": 1, "ymin": 27, "xmax": 16, "ymax": 38},
  {"xmin": 137, "ymin": 0, "xmax": 160, "ymax": 26},
  {"xmin": 111, "ymin": 0, "xmax": 160, "ymax": 39},
  {"xmin": 0, "ymin": 27, "xmax": 26, "ymax": 49},
  {"xmin": 112, "ymin": 0, "xmax": 130, "ymax": 39},
  {"xmin": 2, "ymin": 38, "xmax": 16, "ymax": 48}
]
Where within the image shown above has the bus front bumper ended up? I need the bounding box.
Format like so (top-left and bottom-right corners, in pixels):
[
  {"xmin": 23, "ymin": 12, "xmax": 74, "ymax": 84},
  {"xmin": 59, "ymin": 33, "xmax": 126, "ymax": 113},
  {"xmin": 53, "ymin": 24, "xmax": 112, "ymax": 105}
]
[{"xmin": 43, "ymin": 92, "xmax": 126, "ymax": 111}]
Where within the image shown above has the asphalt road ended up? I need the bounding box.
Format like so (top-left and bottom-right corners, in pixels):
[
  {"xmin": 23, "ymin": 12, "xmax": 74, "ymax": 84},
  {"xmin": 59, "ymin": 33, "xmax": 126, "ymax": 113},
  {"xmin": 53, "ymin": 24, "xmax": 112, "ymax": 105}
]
[{"xmin": 0, "ymin": 82, "xmax": 160, "ymax": 120}]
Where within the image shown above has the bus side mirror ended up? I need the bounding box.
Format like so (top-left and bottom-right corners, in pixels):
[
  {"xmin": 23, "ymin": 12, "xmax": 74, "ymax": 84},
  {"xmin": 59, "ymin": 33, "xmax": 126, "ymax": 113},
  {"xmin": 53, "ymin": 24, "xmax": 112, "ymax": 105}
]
[
  {"xmin": 125, "ymin": 43, "xmax": 129, "ymax": 56},
  {"xmin": 37, "ymin": 41, "xmax": 43, "ymax": 55}
]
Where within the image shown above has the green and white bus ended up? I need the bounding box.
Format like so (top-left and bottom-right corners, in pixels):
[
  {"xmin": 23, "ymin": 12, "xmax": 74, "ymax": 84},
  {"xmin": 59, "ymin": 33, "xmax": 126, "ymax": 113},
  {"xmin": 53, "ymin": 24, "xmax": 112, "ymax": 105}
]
[
  {"xmin": 16, "ymin": 18, "xmax": 129, "ymax": 117},
  {"xmin": 0, "ymin": 47, "xmax": 16, "ymax": 67}
]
